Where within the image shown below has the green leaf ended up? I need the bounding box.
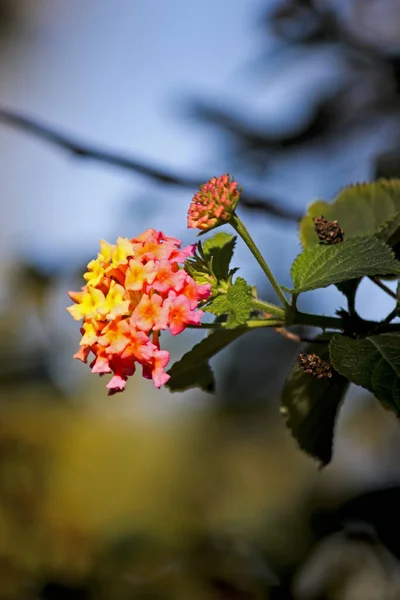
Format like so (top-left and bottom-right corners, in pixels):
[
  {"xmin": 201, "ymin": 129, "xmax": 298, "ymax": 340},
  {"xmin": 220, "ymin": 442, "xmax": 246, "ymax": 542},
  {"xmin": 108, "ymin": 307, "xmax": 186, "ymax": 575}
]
[
  {"xmin": 166, "ymin": 328, "xmax": 246, "ymax": 393},
  {"xmin": 184, "ymin": 260, "xmax": 212, "ymax": 286},
  {"xmin": 202, "ymin": 232, "xmax": 237, "ymax": 280},
  {"xmin": 185, "ymin": 232, "xmax": 237, "ymax": 289},
  {"xmin": 290, "ymin": 236, "xmax": 400, "ymax": 294},
  {"xmin": 166, "ymin": 361, "xmax": 215, "ymax": 393},
  {"xmin": 300, "ymin": 179, "xmax": 400, "ymax": 248},
  {"xmin": 203, "ymin": 295, "xmax": 230, "ymax": 317},
  {"xmin": 281, "ymin": 334, "xmax": 349, "ymax": 465},
  {"xmin": 225, "ymin": 277, "xmax": 253, "ymax": 327},
  {"xmin": 376, "ymin": 212, "xmax": 400, "ymax": 264},
  {"xmin": 377, "ymin": 211, "xmax": 400, "ymax": 246},
  {"xmin": 330, "ymin": 333, "xmax": 400, "ymax": 416},
  {"xmin": 203, "ymin": 277, "xmax": 253, "ymax": 327}
]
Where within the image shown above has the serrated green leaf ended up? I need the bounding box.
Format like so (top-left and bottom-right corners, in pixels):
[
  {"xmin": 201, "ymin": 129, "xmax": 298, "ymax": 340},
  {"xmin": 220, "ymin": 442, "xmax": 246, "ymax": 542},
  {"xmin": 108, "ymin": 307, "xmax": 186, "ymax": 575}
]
[
  {"xmin": 184, "ymin": 260, "xmax": 212, "ymax": 286},
  {"xmin": 185, "ymin": 232, "xmax": 237, "ymax": 290},
  {"xmin": 377, "ymin": 211, "xmax": 400, "ymax": 245},
  {"xmin": 376, "ymin": 212, "xmax": 400, "ymax": 263},
  {"xmin": 166, "ymin": 328, "xmax": 246, "ymax": 393},
  {"xmin": 300, "ymin": 179, "xmax": 400, "ymax": 248},
  {"xmin": 290, "ymin": 236, "xmax": 400, "ymax": 293},
  {"xmin": 203, "ymin": 295, "xmax": 230, "ymax": 316},
  {"xmin": 281, "ymin": 334, "xmax": 349, "ymax": 465},
  {"xmin": 225, "ymin": 277, "xmax": 253, "ymax": 327},
  {"xmin": 202, "ymin": 232, "xmax": 237, "ymax": 280},
  {"xmin": 228, "ymin": 267, "xmax": 239, "ymax": 280},
  {"xmin": 203, "ymin": 277, "xmax": 253, "ymax": 327},
  {"xmin": 330, "ymin": 333, "xmax": 400, "ymax": 416}
]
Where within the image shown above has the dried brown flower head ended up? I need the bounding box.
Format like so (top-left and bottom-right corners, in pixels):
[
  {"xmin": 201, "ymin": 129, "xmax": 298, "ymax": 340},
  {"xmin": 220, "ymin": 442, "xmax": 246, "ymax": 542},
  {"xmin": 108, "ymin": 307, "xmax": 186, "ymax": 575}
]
[
  {"xmin": 313, "ymin": 215, "xmax": 344, "ymax": 244},
  {"xmin": 299, "ymin": 352, "xmax": 334, "ymax": 379}
]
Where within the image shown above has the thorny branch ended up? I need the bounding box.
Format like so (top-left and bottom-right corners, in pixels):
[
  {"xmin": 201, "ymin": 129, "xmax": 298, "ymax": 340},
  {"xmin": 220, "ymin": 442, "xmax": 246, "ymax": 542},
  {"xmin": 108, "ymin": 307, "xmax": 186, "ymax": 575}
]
[{"xmin": 0, "ymin": 108, "xmax": 302, "ymax": 222}]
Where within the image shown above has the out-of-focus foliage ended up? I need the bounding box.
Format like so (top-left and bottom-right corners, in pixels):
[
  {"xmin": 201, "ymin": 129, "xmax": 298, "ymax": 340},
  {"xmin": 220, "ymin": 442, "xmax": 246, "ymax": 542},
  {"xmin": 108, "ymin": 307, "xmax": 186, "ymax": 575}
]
[
  {"xmin": 0, "ymin": 0, "xmax": 21, "ymax": 37},
  {"xmin": 0, "ymin": 395, "xmax": 313, "ymax": 598},
  {"xmin": 299, "ymin": 180, "xmax": 400, "ymax": 248},
  {"xmin": 281, "ymin": 333, "xmax": 348, "ymax": 466},
  {"xmin": 188, "ymin": 0, "xmax": 400, "ymax": 181},
  {"xmin": 1, "ymin": 374, "xmax": 400, "ymax": 598}
]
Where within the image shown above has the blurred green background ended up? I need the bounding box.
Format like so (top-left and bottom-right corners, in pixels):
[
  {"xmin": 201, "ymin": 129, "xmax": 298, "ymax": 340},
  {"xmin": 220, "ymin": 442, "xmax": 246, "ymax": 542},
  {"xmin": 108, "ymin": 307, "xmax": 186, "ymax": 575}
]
[{"xmin": 2, "ymin": 1, "xmax": 400, "ymax": 598}]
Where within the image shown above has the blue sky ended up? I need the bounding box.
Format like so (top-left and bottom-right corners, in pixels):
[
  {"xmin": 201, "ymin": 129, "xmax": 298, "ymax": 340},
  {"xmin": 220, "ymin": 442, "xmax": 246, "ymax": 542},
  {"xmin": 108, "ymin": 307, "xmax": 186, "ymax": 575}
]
[
  {"xmin": 0, "ymin": 0, "xmax": 264, "ymax": 259},
  {"xmin": 0, "ymin": 0, "xmax": 395, "ymax": 322}
]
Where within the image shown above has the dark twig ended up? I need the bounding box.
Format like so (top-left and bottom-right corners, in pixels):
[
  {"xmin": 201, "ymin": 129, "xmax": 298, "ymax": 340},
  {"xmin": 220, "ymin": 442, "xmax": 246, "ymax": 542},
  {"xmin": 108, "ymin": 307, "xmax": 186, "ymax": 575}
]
[
  {"xmin": 382, "ymin": 307, "xmax": 398, "ymax": 325},
  {"xmin": 369, "ymin": 276, "xmax": 397, "ymax": 300},
  {"xmin": 0, "ymin": 107, "xmax": 302, "ymax": 222}
]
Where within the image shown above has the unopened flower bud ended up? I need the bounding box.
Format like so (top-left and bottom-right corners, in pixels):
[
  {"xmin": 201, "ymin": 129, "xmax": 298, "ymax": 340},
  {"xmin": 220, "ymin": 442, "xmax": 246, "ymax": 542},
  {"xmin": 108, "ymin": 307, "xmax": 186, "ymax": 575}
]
[{"xmin": 187, "ymin": 174, "xmax": 241, "ymax": 231}]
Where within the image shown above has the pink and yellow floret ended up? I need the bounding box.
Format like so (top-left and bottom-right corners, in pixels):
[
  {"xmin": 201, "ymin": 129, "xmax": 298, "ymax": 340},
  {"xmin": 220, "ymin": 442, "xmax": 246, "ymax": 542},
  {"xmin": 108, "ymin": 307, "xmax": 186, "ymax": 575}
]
[{"xmin": 67, "ymin": 229, "xmax": 211, "ymax": 394}]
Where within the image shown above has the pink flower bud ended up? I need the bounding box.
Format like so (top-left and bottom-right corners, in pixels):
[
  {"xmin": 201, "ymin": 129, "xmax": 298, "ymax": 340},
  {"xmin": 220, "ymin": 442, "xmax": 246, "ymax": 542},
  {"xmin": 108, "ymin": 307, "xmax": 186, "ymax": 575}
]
[{"xmin": 187, "ymin": 174, "xmax": 241, "ymax": 231}]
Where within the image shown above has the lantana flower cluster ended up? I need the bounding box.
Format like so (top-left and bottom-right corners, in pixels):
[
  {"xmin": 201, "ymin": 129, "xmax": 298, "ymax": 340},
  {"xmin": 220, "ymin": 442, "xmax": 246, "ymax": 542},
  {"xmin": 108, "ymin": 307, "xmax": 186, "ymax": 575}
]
[
  {"xmin": 67, "ymin": 229, "xmax": 211, "ymax": 394},
  {"xmin": 187, "ymin": 174, "xmax": 241, "ymax": 231}
]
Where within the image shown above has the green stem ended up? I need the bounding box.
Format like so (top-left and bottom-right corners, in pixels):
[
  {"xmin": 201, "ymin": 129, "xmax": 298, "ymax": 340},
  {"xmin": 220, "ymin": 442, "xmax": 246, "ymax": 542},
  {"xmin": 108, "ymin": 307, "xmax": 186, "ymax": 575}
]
[
  {"xmin": 191, "ymin": 308, "xmax": 345, "ymax": 335},
  {"xmin": 187, "ymin": 317, "xmax": 285, "ymax": 331},
  {"xmin": 245, "ymin": 319, "xmax": 285, "ymax": 329},
  {"xmin": 230, "ymin": 212, "xmax": 289, "ymax": 308},
  {"xmin": 293, "ymin": 310, "xmax": 345, "ymax": 331},
  {"xmin": 373, "ymin": 322, "xmax": 400, "ymax": 334},
  {"xmin": 252, "ymin": 299, "xmax": 286, "ymax": 319}
]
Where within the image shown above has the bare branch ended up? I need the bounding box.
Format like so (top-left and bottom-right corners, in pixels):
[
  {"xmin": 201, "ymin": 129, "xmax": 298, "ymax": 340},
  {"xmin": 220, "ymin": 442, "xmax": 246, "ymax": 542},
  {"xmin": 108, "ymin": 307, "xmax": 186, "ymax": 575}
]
[{"xmin": 0, "ymin": 107, "xmax": 302, "ymax": 222}]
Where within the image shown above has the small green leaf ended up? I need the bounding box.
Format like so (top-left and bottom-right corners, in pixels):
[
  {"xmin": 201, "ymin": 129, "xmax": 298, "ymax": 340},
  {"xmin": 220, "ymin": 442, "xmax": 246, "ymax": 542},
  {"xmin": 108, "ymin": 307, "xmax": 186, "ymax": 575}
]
[
  {"xmin": 330, "ymin": 333, "xmax": 400, "ymax": 416},
  {"xmin": 281, "ymin": 334, "xmax": 349, "ymax": 465},
  {"xmin": 184, "ymin": 260, "xmax": 212, "ymax": 286},
  {"xmin": 300, "ymin": 179, "xmax": 400, "ymax": 248},
  {"xmin": 203, "ymin": 295, "xmax": 230, "ymax": 317},
  {"xmin": 202, "ymin": 232, "xmax": 237, "ymax": 280},
  {"xmin": 225, "ymin": 277, "xmax": 253, "ymax": 327},
  {"xmin": 185, "ymin": 232, "xmax": 237, "ymax": 289},
  {"xmin": 290, "ymin": 236, "xmax": 400, "ymax": 294},
  {"xmin": 377, "ymin": 211, "xmax": 400, "ymax": 246},
  {"xmin": 376, "ymin": 212, "xmax": 400, "ymax": 264},
  {"xmin": 166, "ymin": 328, "xmax": 246, "ymax": 393},
  {"xmin": 203, "ymin": 277, "xmax": 253, "ymax": 327}
]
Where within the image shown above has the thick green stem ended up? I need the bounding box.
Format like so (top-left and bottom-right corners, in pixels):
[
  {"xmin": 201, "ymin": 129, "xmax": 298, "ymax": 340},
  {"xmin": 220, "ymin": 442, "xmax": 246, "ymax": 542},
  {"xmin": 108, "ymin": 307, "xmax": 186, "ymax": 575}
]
[
  {"xmin": 293, "ymin": 310, "xmax": 345, "ymax": 330},
  {"xmin": 230, "ymin": 212, "xmax": 289, "ymax": 308},
  {"xmin": 191, "ymin": 309, "xmax": 344, "ymax": 335},
  {"xmin": 187, "ymin": 317, "xmax": 285, "ymax": 331},
  {"xmin": 252, "ymin": 299, "xmax": 286, "ymax": 319},
  {"xmin": 373, "ymin": 322, "xmax": 400, "ymax": 334},
  {"xmin": 245, "ymin": 319, "xmax": 285, "ymax": 329}
]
